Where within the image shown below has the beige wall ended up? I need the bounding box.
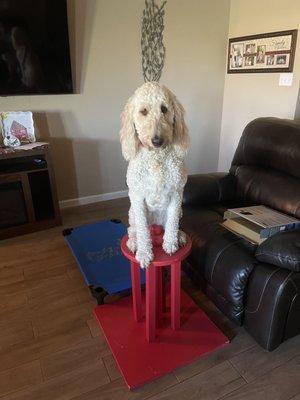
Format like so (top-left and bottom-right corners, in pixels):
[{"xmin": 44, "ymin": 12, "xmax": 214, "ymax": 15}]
[
  {"xmin": 295, "ymin": 87, "xmax": 300, "ymax": 121},
  {"xmin": 218, "ymin": 0, "xmax": 300, "ymax": 171},
  {"xmin": 0, "ymin": 0, "xmax": 230, "ymax": 202}
]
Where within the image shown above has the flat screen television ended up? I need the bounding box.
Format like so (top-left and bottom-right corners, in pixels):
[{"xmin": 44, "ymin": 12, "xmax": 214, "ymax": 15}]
[{"xmin": 0, "ymin": 0, "xmax": 73, "ymax": 96}]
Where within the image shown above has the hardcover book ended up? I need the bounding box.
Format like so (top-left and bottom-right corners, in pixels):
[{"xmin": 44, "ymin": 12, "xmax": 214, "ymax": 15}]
[{"xmin": 222, "ymin": 205, "xmax": 300, "ymax": 244}]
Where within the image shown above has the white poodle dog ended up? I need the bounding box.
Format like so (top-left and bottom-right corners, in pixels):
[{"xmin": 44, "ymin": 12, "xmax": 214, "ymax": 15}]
[{"xmin": 120, "ymin": 82, "xmax": 189, "ymax": 268}]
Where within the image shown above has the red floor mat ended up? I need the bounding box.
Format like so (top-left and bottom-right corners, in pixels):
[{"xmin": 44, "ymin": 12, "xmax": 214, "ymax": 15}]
[{"xmin": 94, "ymin": 290, "xmax": 229, "ymax": 389}]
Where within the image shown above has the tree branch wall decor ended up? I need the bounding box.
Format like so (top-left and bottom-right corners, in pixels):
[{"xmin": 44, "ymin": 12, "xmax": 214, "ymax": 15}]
[{"xmin": 141, "ymin": 0, "xmax": 167, "ymax": 82}]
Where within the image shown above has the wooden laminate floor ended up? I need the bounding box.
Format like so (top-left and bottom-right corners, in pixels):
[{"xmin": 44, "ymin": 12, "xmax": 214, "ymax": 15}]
[{"xmin": 1, "ymin": 197, "xmax": 300, "ymax": 400}]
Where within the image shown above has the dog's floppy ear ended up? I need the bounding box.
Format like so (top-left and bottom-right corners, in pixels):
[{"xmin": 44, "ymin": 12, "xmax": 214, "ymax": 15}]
[
  {"xmin": 119, "ymin": 96, "xmax": 139, "ymax": 161},
  {"xmin": 171, "ymin": 93, "xmax": 189, "ymax": 159}
]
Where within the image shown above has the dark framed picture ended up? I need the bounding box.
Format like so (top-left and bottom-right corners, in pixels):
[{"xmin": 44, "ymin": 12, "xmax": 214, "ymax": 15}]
[{"xmin": 227, "ymin": 29, "xmax": 298, "ymax": 73}]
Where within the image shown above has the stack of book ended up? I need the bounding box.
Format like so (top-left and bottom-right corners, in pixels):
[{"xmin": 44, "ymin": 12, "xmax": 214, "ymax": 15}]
[{"xmin": 221, "ymin": 205, "xmax": 300, "ymax": 244}]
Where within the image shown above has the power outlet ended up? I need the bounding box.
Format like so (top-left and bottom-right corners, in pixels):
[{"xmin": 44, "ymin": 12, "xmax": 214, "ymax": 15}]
[{"xmin": 279, "ymin": 73, "xmax": 293, "ymax": 86}]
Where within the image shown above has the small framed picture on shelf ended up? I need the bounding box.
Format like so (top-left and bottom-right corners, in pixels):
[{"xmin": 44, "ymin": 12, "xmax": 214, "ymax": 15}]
[
  {"xmin": 0, "ymin": 111, "xmax": 36, "ymax": 148},
  {"xmin": 227, "ymin": 29, "xmax": 298, "ymax": 73}
]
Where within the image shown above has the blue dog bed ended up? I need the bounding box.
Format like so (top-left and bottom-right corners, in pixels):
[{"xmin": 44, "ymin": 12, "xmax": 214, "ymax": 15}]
[{"xmin": 63, "ymin": 219, "xmax": 145, "ymax": 304}]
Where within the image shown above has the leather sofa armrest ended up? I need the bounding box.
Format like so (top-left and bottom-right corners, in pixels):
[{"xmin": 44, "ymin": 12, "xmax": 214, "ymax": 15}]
[
  {"xmin": 255, "ymin": 229, "xmax": 300, "ymax": 272},
  {"xmin": 183, "ymin": 173, "xmax": 236, "ymax": 207},
  {"xmin": 244, "ymin": 262, "xmax": 300, "ymax": 351}
]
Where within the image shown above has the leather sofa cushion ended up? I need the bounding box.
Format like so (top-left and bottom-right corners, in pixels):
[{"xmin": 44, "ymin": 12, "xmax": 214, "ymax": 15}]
[
  {"xmin": 204, "ymin": 231, "xmax": 257, "ymax": 323},
  {"xmin": 255, "ymin": 230, "xmax": 300, "ymax": 271},
  {"xmin": 230, "ymin": 117, "xmax": 300, "ymax": 219},
  {"xmin": 181, "ymin": 207, "xmax": 224, "ymax": 275},
  {"xmin": 182, "ymin": 205, "xmax": 257, "ymax": 324},
  {"xmin": 231, "ymin": 117, "xmax": 300, "ymax": 180},
  {"xmin": 233, "ymin": 165, "xmax": 300, "ymax": 218},
  {"xmin": 183, "ymin": 173, "xmax": 236, "ymax": 207}
]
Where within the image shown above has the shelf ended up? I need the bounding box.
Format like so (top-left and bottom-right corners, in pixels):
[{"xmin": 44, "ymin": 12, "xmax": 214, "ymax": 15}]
[
  {"xmin": 0, "ymin": 144, "xmax": 61, "ymax": 239},
  {"xmin": 0, "ymin": 168, "xmax": 48, "ymax": 176}
]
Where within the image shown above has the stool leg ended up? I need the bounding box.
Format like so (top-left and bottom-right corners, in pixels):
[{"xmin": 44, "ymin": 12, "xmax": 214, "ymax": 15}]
[
  {"xmin": 156, "ymin": 267, "xmax": 163, "ymax": 326},
  {"xmin": 171, "ymin": 261, "xmax": 181, "ymax": 330},
  {"xmin": 130, "ymin": 261, "xmax": 142, "ymax": 322},
  {"xmin": 146, "ymin": 265, "xmax": 156, "ymax": 342},
  {"xmin": 162, "ymin": 268, "xmax": 167, "ymax": 312}
]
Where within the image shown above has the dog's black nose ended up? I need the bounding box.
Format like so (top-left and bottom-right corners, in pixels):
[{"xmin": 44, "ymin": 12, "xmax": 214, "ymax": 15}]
[{"xmin": 151, "ymin": 136, "xmax": 164, "ymax": 147}]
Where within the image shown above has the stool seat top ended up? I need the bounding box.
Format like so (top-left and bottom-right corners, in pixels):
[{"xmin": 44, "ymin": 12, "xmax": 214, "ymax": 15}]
[{"xmin": 121, "ymin": 234, "xmax": 192, "ymax": 267}]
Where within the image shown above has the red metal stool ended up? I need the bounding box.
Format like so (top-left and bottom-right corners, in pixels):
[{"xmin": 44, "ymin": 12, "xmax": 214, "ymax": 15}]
[{"xmin": 121, "ymin": 225, "xmax": 192, "ymax": 342}]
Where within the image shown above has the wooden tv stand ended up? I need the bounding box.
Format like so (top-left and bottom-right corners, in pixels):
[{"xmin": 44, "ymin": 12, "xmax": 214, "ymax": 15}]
[{"xmin": 0, "ymin": 142, "xmax": 61, "ymax": 240}]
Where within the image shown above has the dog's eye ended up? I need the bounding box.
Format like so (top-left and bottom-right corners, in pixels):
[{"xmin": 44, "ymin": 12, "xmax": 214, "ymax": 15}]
[
  {"xmin": 161, "ymin": 105, "xmax": 168, "ymax": 114},
  {"xmin": 140, "ymin": 108, "xmax": 148, "ymax": 116}
]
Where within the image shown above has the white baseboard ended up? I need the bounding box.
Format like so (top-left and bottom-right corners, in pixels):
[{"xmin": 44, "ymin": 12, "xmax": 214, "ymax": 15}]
[{"xmin": 59, "ymin": 189, "xmax": 128, "ymax": 209}]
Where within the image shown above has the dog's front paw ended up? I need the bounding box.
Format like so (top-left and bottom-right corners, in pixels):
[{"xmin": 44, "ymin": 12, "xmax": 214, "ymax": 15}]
[
  {"xmin": 136, "ymin": 248, "xmax": 153, "ymax": 269},
  {"xmin": 163, "ymin": 239, "xmax": 179, "ymax": 255},
  {"xmin": 178, "ymin": 230, "xmax": 187, "ymax": 247},
  {"xmin": 126, "ymin": 237, "xmax": 137, "ymax": 253}
]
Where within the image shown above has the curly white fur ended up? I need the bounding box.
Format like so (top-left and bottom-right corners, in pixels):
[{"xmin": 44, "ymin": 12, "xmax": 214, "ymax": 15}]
[{"xmin": 120, "ymin": 82, "xmax": 189, "ymax": 268}]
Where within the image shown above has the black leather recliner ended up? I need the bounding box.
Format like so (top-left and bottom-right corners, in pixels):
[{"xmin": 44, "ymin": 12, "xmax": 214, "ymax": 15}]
[{"xmin": 182, "ymin": 117, "xmax": 300, "ymax": 351}]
